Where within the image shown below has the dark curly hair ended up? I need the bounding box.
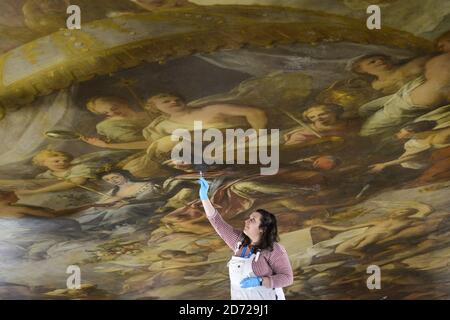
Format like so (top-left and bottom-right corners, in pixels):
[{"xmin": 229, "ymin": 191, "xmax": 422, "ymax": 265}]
[
  {"xmin": 241, "ymin": 209, "xmax": 280, "ymax": 252},
  {"xmin": 97, "ymin": 169, "xmax": 148, "ymax": 196},
  {"xmin": 350, "ymin": 53, "xmax": 393, "ymax": 75},
  {"xmin": 401, "ymin": 120, "xmax": 437, "ymax": 133}
]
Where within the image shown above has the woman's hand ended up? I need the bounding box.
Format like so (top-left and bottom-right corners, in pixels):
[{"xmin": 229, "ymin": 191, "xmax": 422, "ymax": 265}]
[
  {"xmin": 80, "ymin": 136, "xmax": 109, "ymax": 148},
  {"xmin": 198, "ymin": 177, "xmax": 217, "ymax": 217},
  {"xmin": 261, "ymin": 277, "xmax": 271, "ymax": 288},
  {"xmin": 368, "ymin": 163, "xmax": 387, "ymax": 173},
  {"xmin": 198, "ymin": 177, "xmax": 210, "ymax": 200},
  {"xmin": 240, "ymin": 276, "xmax": 263, "ymax": 288},
  {"xmin": 283, "ymin": 129, "xmax": 312, "ymax": 145}
]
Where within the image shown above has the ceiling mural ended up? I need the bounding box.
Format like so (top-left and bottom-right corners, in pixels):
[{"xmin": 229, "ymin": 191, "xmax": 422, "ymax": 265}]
[{"xmin": 0, "ymin": 1, "xmax": 449, "ymax": 300}]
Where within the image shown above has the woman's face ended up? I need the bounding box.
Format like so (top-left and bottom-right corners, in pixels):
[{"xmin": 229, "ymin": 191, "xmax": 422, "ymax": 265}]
[
  {"xmin": 148, "ymin": 96, "xmax": 186, "ymax": 114},
  {"xmin": 42, "ymin": 156, "xmax": 71, "ymax": 171},
  {"xmin": 102, "ymin": 173, "xmax": 128, "ymax": 185},
  {"xmin": 357, "ymin": 56, "xmax": 392, "ymax": 75},
  {"xmin": 243, "ymin": 211, "xmax": 263, "ymax": 240},
  {"xmin": 305, "ymin": 107, "xmax": 338, "ymax": 126},
  {"xmin": 437, "ymin": 37, "xmax": 450, "ymax": 53},
  {"xmin": 395, "ymin": 128, "xmax": 414, "ymax": 140},
  {"xmin": 93, "ymin": 101, "xmax": 131, "ymax": 117}
]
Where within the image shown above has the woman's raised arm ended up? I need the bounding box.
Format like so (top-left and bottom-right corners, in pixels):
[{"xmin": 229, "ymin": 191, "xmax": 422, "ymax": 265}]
[{"xmin": 199, "ymin": 177, "xmax": 242, "ymax": 250}]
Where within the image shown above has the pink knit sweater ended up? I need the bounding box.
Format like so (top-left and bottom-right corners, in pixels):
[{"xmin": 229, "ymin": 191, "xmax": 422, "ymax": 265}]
[{"xmin": 207, "ymin": 209, "xmax": 294, "ymax": 289}]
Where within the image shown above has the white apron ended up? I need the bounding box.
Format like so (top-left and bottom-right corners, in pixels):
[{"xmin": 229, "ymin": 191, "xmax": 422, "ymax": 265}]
[{"xmin": 227, "ymin": 252, "xmax": 286, "ymax": 300}]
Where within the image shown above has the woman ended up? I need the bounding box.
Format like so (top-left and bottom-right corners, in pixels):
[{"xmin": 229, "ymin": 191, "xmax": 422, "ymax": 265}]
[
  {"xmin": 198, "ymin": 177, "xmax": 293, "ymax": 300},
  {"xmin": 357, "ymin": 52, "xmax": 450, "ymax": 138},
  {"xmin": 350, "ymin": 54, "xmax": 428, "ymax": 95},
  {"xmin": 84, "ymin": 93, "xmax": 268, "ymax": 177},
  {"xmin": 74, "ymin": 169, "xmax": 163, "ymax": 230},
  {"xmin": 82, "ymin": 96, "xmax": 151, "ymax": 145},
  {"xmin": 96, "ymin": 169, "xmax": 161, "ymax": 204}
]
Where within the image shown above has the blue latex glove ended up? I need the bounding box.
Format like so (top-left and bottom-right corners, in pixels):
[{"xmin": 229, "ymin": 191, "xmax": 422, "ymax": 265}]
[
  {"xmin": 198, "ymin": 177, "xmax": 210, "ymax": 200},
  {"xmin": 240, "ymin": 277, "xmax": 262, "ymax": 288}
]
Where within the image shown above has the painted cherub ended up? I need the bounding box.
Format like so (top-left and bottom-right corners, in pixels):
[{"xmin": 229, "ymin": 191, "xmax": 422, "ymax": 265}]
[{"xmin": 13, "ymin": 150, "xmax": 95, "ymax": 196}]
